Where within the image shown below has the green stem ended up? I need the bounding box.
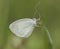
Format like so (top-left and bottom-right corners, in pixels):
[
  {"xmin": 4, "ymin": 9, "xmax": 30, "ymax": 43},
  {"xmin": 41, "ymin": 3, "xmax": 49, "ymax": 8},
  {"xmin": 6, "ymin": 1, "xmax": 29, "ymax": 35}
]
[{"xmin": 42, "ymin": 26, "xmax": 53, "ymax": 49}]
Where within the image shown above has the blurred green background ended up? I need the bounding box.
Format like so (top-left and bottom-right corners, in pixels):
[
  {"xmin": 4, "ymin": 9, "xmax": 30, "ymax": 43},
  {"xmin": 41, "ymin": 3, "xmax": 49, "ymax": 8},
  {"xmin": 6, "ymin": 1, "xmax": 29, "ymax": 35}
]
[{"xmin": 0, "ymin": 0, "xmax": 60, "ymax": 49}]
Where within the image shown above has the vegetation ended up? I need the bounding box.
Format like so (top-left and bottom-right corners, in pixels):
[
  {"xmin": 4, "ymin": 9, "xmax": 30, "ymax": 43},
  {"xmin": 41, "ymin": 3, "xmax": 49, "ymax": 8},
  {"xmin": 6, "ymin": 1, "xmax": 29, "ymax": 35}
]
[{"xmin": 0, "ymin": 0, "xmax": 60, "ymax": 49}]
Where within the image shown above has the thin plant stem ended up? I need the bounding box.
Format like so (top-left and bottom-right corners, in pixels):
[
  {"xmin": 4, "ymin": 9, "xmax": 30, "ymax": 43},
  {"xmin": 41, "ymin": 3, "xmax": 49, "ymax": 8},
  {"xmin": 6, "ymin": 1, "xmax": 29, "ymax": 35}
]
[{"xmin": 42, "ymin": 26, "xmax": 53, "ymax": 49}]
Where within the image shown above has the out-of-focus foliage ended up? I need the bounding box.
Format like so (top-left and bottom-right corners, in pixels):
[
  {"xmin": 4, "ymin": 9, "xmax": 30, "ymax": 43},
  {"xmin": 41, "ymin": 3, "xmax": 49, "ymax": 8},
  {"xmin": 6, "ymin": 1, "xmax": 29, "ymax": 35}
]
[{"xmin": 0, "ymin": 0, "xmax": 60, "ymax": 49}]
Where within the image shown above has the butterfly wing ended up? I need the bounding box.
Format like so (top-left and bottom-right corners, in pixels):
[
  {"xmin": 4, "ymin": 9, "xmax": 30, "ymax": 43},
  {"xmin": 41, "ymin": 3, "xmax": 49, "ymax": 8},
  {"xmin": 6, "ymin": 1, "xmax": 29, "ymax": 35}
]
[{"xmin": 9, "ymin": 18, "xmax": 35, "ymax": 38}]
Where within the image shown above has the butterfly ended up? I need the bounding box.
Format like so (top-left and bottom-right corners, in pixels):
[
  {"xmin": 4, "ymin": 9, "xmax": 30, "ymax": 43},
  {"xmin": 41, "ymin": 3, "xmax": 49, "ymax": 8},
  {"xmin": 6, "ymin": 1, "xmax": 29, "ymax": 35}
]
[{"xmin": 9, "ymin": 18, "xmax": 40, "ymax": 38}]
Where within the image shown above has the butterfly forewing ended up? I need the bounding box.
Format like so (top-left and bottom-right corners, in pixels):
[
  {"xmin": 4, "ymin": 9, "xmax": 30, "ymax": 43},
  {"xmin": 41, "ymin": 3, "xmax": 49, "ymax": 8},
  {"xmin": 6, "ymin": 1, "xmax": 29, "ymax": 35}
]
[{"xmin": 9, "ymin": 18, "xmax": 36, "ymax": 38}]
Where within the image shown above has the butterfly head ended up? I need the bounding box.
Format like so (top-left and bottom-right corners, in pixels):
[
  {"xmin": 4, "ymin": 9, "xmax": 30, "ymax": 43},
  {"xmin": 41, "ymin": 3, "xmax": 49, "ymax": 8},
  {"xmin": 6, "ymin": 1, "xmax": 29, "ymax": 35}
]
[{"xmin": 33, "ymin": 18, "xmax": 40, "ymax": 27}]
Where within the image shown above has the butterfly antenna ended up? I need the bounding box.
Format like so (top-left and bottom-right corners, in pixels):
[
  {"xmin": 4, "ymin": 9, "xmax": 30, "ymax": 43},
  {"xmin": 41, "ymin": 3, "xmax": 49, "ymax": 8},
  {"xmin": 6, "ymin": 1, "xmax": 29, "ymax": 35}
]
[{"xmin": 33, "ymin": 1, "xmax": 41, "ymax": 19}]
